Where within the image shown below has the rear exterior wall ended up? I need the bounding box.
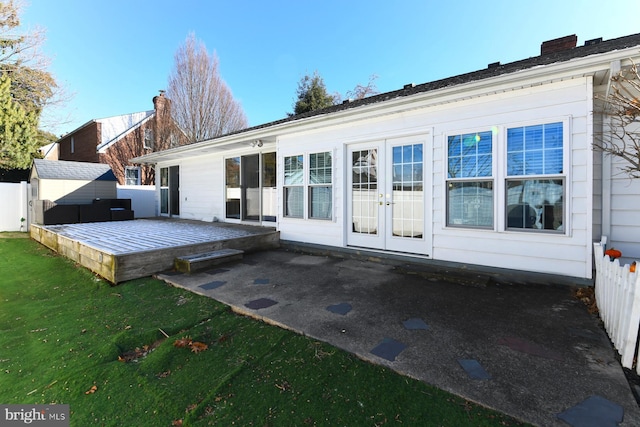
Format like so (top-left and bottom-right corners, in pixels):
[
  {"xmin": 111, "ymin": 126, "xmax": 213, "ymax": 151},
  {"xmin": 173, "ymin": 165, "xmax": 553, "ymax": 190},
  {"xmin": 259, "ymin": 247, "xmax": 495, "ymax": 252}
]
[{"xmin": 163, "ymin": 77, "xmax": 595, "ymax": 279}]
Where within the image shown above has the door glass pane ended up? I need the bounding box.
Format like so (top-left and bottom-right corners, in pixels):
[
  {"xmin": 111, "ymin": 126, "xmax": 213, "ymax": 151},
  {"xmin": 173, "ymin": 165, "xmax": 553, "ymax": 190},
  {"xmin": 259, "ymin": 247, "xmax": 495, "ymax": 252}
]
[
  {"xmin": 262, "ymin": 152, "xmax": 277, "ymax": 222},
  {"xmin": 160, "ymin": 168, "xmax": 168, "ymax": 214},
  {"xmin": 170, "ymin": 166, "xmax": 180, "ymax": 215},
  {"xmin": 392, "ymin": 144, "xmax": 423, "ymax": 237},
  {"xmin": 351, "ymin": 149, "xmax": 378, "ymax": 234},
  {"xmin": 160, "ymin": 168, "xmax": 168, "ymax": 187},
  {"xmin": 225, "ymin": 157, "xmax": 240, "ymax": 219},
  {"xmin": 242, "ymin": 155, "xmax": 260, "ymax": 221},
  {"xmin": 160, "ymin": 189, "xmax": 168, "ymax": 214}
]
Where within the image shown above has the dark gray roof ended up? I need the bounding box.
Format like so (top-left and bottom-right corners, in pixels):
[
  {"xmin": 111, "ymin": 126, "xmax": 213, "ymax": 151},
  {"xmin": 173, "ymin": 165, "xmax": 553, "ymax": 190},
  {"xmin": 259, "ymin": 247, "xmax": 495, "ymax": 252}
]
[
  {"xmin": 221, "ymin": 32, "xmax": 640, "ymax": 139},
  {"xmin": 32, "ymin": 159, "xmax": 117, "ymax": 181}
]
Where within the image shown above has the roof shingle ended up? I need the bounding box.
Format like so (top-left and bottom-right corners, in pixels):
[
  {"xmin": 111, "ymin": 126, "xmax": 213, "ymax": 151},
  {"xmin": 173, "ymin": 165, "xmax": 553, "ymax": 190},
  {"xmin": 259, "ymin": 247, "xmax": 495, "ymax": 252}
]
[{"xmin": 32, "ymin": 159, "xmax": 117, "ymax": 181}]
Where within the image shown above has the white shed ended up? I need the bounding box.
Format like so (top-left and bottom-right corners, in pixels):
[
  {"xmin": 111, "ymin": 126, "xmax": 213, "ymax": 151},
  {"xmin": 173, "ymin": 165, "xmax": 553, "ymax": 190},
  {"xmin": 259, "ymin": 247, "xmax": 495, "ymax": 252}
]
[{"xmin": 30, "ymin": 159, "xmax": 117, "ymax": 204}]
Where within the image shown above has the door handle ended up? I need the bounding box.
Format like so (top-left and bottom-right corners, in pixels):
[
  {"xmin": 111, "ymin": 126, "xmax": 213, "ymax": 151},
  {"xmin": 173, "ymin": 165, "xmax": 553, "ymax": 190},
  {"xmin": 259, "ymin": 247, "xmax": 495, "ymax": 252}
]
[{"xmin": 386, "ymin": 202, "xmax": 395, "ymax": 206}]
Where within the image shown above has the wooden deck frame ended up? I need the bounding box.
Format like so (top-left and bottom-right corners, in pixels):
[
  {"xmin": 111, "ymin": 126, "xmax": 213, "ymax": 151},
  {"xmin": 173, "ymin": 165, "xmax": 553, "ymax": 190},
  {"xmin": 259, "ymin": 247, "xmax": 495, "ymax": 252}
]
[{"xmin": 30, "ymin": 221, "xmax": 279, "ymax": 284}]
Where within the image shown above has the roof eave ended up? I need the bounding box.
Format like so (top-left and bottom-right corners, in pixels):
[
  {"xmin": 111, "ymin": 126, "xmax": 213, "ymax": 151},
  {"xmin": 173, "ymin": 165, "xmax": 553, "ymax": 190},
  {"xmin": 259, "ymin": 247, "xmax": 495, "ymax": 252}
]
[{"xmin": 97, "ymin": 113, "xmax": 156, "ymax": 153}]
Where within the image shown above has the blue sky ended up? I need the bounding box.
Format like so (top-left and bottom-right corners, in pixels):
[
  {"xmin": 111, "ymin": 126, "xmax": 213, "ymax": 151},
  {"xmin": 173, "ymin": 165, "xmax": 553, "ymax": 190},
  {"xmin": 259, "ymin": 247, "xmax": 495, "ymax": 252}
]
[{"xmin": 21, "ymin": 0, "xmax": 640, "ymax": 137}]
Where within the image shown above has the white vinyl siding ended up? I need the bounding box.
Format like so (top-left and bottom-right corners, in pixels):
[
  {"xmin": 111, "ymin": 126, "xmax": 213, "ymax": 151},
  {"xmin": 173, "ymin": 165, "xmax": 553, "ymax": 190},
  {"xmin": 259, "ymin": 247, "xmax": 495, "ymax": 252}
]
[
  {"xmin": 37, "ymin": 180, "xmax": 116, "ymax": 204},
  {"xmin": 605, "ymin": 155, "xmax": 640, "ymax": 261}
]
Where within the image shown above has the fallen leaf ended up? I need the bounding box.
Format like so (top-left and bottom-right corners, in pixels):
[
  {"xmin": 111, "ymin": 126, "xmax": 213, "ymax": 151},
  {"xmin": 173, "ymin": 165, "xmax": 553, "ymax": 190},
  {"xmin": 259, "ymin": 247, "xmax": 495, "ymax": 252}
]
[
  {"xmin": 172, "ymin": 420, "xmax": 183, "ymax": 426},
  {"xmin": 190, "ymin": 342, "xmax": 208, "ymax": 354},
  {"xmin": 173, "ymin": 337, "xmax": 192, "ymax": 348},
  {"xmin": 85, "ymin": 385, "xmax": 97, "ymax": 395}
]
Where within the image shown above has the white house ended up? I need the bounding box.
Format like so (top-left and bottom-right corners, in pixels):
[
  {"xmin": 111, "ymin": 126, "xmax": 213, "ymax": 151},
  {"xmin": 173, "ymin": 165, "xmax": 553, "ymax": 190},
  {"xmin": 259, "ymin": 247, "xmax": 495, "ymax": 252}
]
[{"xmin": 133, "ymin": 33, "xmax": 640, "ymax": 280}]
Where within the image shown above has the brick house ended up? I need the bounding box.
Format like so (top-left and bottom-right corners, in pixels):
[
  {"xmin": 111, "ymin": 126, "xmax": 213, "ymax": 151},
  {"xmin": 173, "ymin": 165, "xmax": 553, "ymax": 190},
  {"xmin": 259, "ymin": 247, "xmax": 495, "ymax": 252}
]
[{"xmin": 57, "ymin": 92, "xmax": 187, "ymax": 185}]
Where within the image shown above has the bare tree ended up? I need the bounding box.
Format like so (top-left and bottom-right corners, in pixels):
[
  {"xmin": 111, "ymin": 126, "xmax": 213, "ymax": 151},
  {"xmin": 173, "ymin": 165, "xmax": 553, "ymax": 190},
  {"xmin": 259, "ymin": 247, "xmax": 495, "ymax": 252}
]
[
  {"xmin": 166, "ymin": 33, "xmax": 248, "ymax": 143},
  {"xmin": 595, "ymin": 61, "xmax": 640, "ymax": 178},
  {"xmin": 345, "ymin": 74, "xmax": 379, "ymax": 101}
]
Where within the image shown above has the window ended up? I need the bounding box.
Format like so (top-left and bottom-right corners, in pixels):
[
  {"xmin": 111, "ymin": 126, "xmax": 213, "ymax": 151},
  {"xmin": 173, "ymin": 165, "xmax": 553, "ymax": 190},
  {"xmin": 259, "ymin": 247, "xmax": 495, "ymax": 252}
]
[
  {"xmin": 283, "ymin": 152, "xmax": 333, "ymax": 220},
  {"xmin": 144, "ymin": 129, "xmax": 154, "ymax": 150},
  {"xmin": 506, "ymin": 122, "xmax": 564, "ymax": 231},
  {"xmin": 125, "ymin": 166, "xmax": 140, "ymax": 185},
  {"xmin": 70, "ymin": 136, "xmax": 75, "ymax": 154},
  {"xmin": 446, "ymin": 131, "xmax": 494, "ymax": 228},
  {"xmin": 284, "ymin": 155, "xmax": 304, "ymax": 218},
  {"xmin": 309, "ymin": 152, "xmax": 332, "ymax": 219}
]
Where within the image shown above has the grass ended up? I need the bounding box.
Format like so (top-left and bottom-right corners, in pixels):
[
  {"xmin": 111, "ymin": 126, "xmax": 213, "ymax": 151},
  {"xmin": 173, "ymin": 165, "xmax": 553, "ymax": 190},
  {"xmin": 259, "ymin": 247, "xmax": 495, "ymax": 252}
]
[{"xmin": 0, "ymin": 235, "xmax": 530, "ymax": 426}]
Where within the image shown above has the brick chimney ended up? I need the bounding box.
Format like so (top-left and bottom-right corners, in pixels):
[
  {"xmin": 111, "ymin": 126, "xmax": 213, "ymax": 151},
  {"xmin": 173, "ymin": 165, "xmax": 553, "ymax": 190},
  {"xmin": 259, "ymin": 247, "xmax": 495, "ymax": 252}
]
[
  {"xmin": 153, "ymin": 90, "xmax": 169, "ymax": 114},
  {"xmin": 541, "ymin": 35, "xmax": 577, "ymax": 55}
]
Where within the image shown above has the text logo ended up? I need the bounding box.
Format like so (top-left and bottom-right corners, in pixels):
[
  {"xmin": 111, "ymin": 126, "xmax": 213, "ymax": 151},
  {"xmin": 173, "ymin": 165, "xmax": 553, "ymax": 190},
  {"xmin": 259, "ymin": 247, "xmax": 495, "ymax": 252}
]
[{"xmin": 1, "ymin": 405, "xmax": 69, "ymax": 426}]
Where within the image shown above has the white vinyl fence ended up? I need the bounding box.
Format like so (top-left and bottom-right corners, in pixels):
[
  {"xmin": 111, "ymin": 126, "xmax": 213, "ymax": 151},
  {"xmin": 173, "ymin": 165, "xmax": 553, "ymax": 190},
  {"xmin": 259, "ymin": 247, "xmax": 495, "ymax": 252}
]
[
  {"xmin": 593, "ymin": 238, "xmax": 640, "ymax": 373},
  {"xmin": 0, "ymin": 181, "xmax": 29, "ymax": 232},
  {"xmin": 0, "ymin": 182, "xmax": 156, "ymax": 232},
  {"xmin": 116, "ymin": 185, "xmax": 157, "ymax": 218}
]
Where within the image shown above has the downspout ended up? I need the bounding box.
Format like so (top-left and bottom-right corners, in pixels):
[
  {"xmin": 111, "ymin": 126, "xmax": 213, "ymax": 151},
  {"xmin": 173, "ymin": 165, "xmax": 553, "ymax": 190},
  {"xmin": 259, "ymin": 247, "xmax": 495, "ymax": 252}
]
[{"xmin": 601, "ymin": 60, "xmax": 620, "ymax": 241}]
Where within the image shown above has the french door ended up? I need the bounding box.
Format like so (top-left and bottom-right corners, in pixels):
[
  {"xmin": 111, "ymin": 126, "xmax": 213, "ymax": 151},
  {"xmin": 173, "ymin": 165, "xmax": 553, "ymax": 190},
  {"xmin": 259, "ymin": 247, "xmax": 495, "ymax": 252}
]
[{"xmin": 347, "ymin": 135, "xmax": 430, "ymax": 255}]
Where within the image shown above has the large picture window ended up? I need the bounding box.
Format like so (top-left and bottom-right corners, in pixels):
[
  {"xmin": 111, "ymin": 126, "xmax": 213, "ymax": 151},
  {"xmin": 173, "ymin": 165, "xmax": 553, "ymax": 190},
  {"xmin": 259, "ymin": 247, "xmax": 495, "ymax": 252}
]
[
  {"xmin": 446, "ymin": 130, "xmax": 494, "ymax": 228},
  {"xmin": 506, "ymin": 122, "xmax": 564, "ymax": 231}
]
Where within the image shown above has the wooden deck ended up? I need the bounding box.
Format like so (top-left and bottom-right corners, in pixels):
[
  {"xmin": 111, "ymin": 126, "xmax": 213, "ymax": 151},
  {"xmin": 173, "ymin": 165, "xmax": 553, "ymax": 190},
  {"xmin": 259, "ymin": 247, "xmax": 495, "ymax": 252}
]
[{"xmin": 30, "ymin": 218, "xmax": 279, "ymax": 284}]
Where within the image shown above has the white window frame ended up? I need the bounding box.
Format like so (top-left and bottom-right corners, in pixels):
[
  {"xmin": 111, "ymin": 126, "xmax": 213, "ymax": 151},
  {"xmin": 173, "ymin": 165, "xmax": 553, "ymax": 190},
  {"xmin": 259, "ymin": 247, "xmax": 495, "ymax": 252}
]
[
  {"xmin": 282, "ymin": 151, "xmax": 334, "ymax": 220},
  {"xmin": 443, "ymin": 117, "xmax": 570, "ymax": 235},
  {"xmin": 125, "ymin": 166, "xmax": 141, "ymax": 186},
  {"xmin": 445, "ymin": 128, "xmax": 496, "ymax": 229},
  {"xmin": 504, "ymin": 119, "xmax": 568, "ymax": 234},
  {"xmin": 283, "ymin": 154, "xmax": 304, "ymax": 218},
  {"xmin": 308, "ymin": 151, "xmax": 333, "ymax": 220}
]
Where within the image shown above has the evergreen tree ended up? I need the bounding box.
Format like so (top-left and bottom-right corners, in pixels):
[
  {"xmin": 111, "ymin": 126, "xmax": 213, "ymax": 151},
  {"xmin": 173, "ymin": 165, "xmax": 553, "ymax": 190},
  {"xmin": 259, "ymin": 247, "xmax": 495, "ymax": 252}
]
[
  {"xmin": 1, "ymin": 0, "xmax": 62, "ymax": 159},
  {"xmin": 0, "ymin": 74, "xmax": 39, "ymax": 168},
  {"xmin": 291, "ymin": 71, "xmax": 337, "ymax": 116}
]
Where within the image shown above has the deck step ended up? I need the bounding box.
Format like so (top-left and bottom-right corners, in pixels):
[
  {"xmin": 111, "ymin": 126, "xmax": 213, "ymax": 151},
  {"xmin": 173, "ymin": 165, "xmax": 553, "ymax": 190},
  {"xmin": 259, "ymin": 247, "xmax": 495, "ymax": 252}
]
[{"xmin": 174, "ymin": 248, "xmax": 244, "ymax": 273}]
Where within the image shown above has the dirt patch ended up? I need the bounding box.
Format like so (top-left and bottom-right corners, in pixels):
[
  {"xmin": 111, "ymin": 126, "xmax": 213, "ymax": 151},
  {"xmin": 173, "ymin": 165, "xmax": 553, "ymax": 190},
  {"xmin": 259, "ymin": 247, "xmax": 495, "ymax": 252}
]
[{"xmin": 0, "ymin": 232, "xmax": 29, "ymax": 238}]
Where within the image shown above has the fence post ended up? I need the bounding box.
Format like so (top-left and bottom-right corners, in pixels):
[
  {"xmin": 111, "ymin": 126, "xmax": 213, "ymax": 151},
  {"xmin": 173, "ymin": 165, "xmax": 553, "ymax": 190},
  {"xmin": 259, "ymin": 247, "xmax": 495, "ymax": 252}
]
[
  {"xmin": 20, "ymin": 181, "xmax": 28, "ymax": 232},
  {"xmin": 623, "ymin": 271, "xmax": 640, "ymax": 370}
]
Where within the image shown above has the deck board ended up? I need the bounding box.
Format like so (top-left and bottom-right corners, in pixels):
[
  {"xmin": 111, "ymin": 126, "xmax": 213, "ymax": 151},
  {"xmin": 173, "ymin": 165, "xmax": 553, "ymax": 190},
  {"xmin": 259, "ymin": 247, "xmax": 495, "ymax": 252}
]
[{"xmin": 40, "ymin": 219, "xmax": 259, "ymax": 254}]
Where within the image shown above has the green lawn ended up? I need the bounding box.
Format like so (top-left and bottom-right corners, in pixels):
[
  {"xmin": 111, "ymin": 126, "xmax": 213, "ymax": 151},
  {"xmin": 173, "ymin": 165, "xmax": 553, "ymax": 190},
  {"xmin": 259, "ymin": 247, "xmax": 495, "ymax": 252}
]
[{"xmin": 0, "ymin": 235, "xmax": 529, "ymax": 426}]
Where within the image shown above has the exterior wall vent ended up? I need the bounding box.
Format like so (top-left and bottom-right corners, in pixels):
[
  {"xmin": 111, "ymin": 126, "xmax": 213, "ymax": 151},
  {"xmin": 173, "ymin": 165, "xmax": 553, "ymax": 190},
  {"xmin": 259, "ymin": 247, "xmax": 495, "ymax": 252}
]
[{"xmin": 585, "ymin": 37, "xmax": 603, "ymax": 46}]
